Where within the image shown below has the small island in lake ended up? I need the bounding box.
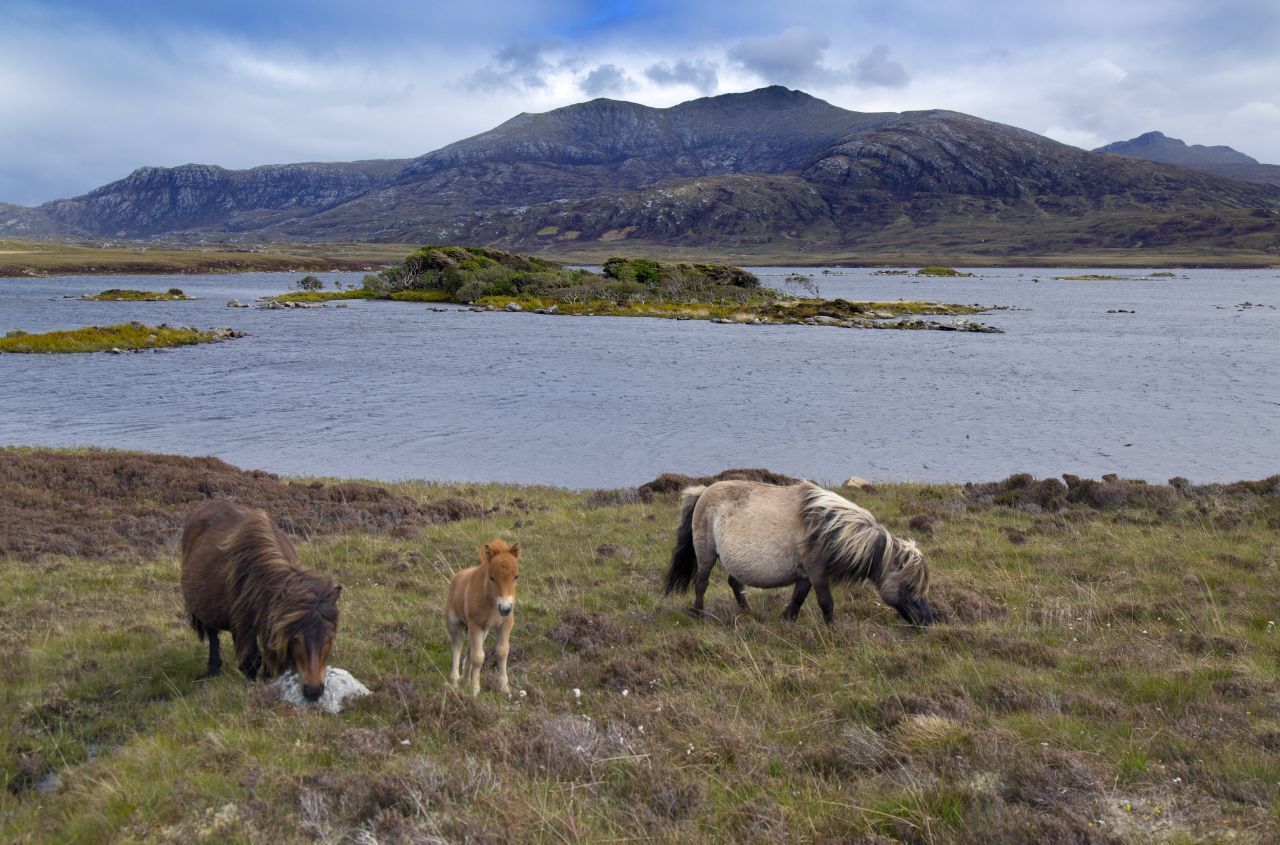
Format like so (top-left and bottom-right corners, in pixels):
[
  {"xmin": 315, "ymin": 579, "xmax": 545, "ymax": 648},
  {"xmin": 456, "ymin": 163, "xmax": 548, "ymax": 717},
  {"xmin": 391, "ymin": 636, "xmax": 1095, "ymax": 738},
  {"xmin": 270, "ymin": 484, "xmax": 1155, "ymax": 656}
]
[
  {"xmin": 0, "ymin": 322, "xmax": 244, "ymax": 353},
  {"xmin": 274, "ymin": 247, "xmax": 1003, "ymax": 332},
  {"xmin": 82, "ymin": 288, "xmax": 192, "ymax": 301}
]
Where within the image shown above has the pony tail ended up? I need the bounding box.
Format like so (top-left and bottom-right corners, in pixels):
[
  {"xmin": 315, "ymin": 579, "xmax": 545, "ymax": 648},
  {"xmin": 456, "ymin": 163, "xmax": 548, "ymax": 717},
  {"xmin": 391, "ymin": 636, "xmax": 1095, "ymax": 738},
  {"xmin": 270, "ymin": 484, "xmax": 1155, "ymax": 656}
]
[{"xmin": 663, "ymin": 486, "xmax": 706, "ymax": 595}]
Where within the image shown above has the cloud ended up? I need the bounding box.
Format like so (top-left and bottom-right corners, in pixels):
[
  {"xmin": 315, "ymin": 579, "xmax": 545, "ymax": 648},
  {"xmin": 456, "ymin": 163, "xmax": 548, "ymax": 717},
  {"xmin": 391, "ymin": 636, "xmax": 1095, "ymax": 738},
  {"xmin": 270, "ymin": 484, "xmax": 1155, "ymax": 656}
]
[
  {"xmin": 4, "ymin": 2, "xmax": 1280, "ymax": 205},
  {"xmin": 644, "ymin": 60, "xmax": 718, "ymax": 94},
  {"xmin": 854, "ymin": 45, "xmax": 909, "ymax": 88},
  {"xmin": 463, "ymin": 42, "xmax": 555, "ymax": 92},
  {"xmin": 579, "ymin": 63, "xmax": 634, "ymax": 97},
  {"xmin": 728, "ymin": 26, "xmax": 832, "ymax": 85}
]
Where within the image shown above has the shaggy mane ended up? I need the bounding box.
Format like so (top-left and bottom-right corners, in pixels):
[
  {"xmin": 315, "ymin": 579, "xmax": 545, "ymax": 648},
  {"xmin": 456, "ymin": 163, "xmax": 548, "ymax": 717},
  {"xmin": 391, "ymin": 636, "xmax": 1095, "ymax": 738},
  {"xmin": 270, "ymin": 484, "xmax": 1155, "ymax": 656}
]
[
  {"xmin": 220, "ymin": 510, "xmax": 336, "ymax": 667},
  {"xmin": 799, "ymin": 483, "xmax": 929, "ymax": 595}
]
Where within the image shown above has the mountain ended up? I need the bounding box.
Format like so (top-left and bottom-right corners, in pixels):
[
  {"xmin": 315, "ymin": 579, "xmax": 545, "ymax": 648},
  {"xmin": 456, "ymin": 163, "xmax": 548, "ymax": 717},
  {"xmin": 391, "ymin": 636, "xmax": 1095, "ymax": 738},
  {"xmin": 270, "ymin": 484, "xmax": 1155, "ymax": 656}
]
[
  {"xmin": 1095, "ymin": 131, "xmax": 1257, "ymax": 166},
  {"xmin": 1095, "ymin": 131, "xmax": 1280, "ymax": 187},
  {"xmin": 38, "ymin": 160, "xmax": 406, "ymax": 238},
  {"xmin": 4, "ymin": 88, "xmax": 1279, "ymax": 258}
]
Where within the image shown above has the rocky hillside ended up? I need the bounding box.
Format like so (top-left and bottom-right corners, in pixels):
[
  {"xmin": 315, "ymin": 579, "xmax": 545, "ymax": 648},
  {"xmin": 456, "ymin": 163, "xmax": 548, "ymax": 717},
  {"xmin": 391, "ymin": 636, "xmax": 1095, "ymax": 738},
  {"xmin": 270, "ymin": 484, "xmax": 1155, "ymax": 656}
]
[
  {"xmin": 1096, "ymin": 131, "xmax": 1280, "ymax": 187},
  {"xmin": 37, "ymin": 160, "xmax": 406, "ymax": 238},
  {"xmin": 4, "ymin": 88, "xmax": 1280, "ymax": 257}
]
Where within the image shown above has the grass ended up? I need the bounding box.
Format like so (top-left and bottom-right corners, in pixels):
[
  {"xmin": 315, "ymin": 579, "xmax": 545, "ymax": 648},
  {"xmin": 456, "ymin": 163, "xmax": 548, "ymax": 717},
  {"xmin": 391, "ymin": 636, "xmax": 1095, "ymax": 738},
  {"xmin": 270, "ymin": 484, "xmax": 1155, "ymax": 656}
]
[
  {"xmin": 1, "ymin": 451, "xmax": 1278, "ymax": 842},
  {"xmin": 468, "ymin": 295, "xmax": 999, "ymax": 331},
  {"xmin": 274, "ymin": 289, "xmax": 374, "ymax": 303},
  {"xmin": 0, "ymin": 323, "xmax": 236, "ymax": 354},
  {"xmin": 4, "ymin": 238, "xmax": 1275, "ymax": 280},
  {"xmin": 272, "ymin": 246, "xmax": 1001, "ymax": 331},
  {"xmin": 81, "ymin": 288, "xmax": 192, "ymax": 301},
  {"xmin": 0, "ymin": 239, "xmax": 411, "ymax": 277},
  {"xmin": 916, "ymin": 267, "xmax": 974, "ymax": 277}
]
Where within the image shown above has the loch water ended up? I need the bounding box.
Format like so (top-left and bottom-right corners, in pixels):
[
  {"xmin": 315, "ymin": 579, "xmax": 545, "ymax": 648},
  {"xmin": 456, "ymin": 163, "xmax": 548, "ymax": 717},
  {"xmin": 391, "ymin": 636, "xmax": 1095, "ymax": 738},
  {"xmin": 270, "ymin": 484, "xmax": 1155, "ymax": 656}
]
[{"xmin": 1, "ymin": 267, "xmax": 1277, "ymax": 487}]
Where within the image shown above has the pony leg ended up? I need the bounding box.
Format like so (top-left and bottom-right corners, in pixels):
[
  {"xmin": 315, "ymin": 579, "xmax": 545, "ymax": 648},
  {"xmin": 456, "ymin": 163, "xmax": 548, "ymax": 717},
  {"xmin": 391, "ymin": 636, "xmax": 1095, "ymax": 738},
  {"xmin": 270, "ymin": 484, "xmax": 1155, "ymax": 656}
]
[
  {"xmin": 782, "ymin": 578, "xmax": 811, "ymax": 621},
  {"xmin": 232, "ymin": 627, "xmax": 262, "ymax": 681},
  {"xmin": 201, "ymin": 629, "xmax": 223, "ymax": 679},
  {"xmin": 728, "ymin": 576, "xmax": 750, "ymax": 611},
  {"xmin": 691, "ymin": 531, "xmax": 717, "ymax": 615},
  {"xmin": 467, "ymin": 627, "xmax": 486, "ymax": 696},
  {"xmin": 813, "ymin": 580, "xmax": 836, "ymax": 625},
  {"xmin": 447, "ymin": 617, "xmax": 465, "ymax": 687},
  {"xmin": 495, "ymin": 616, "xmax": 514, "ymax": 695}
]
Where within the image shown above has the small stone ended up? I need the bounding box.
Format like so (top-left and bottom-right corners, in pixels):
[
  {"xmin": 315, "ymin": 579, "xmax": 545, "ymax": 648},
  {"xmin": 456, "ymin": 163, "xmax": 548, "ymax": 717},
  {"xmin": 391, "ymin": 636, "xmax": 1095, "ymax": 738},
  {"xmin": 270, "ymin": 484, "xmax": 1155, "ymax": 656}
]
[
  {"xmin": 505, "ymin": 302, "xmax": 522, "ymax": 312},
  {"xmin": 843, "ymin": 476, "xmax": 871, "ymax": 489},
  {"xmin": 273, "ymin": 666, "xmax": 370, "ymax": 714}
]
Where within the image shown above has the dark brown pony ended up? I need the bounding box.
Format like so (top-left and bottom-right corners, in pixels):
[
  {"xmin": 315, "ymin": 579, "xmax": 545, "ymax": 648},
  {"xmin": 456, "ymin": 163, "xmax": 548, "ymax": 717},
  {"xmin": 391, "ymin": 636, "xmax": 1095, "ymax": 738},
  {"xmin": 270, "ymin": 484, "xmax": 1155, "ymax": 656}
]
[{"xmin": 180, "ymin": 501, "xmax": 341, "ymax": 701}]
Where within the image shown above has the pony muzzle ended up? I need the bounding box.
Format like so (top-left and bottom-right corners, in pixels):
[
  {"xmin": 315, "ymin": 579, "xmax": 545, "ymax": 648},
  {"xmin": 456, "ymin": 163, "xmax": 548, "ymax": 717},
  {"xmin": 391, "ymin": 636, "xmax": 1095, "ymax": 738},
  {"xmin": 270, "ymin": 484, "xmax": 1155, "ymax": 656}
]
[
  {"xmin": 302, "ymin": 682, "xmax": 325, "ymax": 701},
  {"xmin": 905, "ymin": 596, "xmax": 935, "ymax": 627},
  {"xmin": 496, "ymin": 598, "xmax": 514, "ymax": 616}
]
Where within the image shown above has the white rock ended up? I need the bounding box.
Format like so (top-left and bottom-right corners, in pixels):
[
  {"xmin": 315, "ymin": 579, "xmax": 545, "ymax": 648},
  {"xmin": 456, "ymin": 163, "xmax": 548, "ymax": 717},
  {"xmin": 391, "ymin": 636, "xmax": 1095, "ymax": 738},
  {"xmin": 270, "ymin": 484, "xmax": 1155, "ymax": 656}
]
[
  {"xmin": 843, "ymin": 476, "xmax": 871, "ymax": 489},
  {"xmin": 505, "ymin": 302, "xmax": 522, "ymax": 312},
  {"xmin": 273, "ymin": 667, "xmax": 370, "ymax": 714}
]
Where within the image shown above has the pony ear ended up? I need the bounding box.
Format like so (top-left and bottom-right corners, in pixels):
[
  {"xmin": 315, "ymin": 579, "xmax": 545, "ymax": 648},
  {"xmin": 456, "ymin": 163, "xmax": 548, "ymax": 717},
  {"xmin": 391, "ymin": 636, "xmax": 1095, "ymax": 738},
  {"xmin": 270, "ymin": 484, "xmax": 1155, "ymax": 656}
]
[
  {"xmin": 508, "ymin": 541, "xmax": 521, "ymax": 557},
  {"xmin": 330, "ymin": 584, "xmax": 342, "ymax": 600},
  {"xmin": 480, "ymin": 544, "xmax": 493, "ymax": 562}
]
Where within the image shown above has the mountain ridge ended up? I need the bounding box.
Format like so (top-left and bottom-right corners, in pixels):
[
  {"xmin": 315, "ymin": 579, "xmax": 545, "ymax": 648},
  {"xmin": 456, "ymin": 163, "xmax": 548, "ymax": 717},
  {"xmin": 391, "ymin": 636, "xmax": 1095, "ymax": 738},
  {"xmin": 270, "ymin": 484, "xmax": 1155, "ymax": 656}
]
[
  {"xmin": 1094, "ymin": 131, "xmax": 1280, "ymax": 188},
  {"xmin": 4, "ymin": 88, "xmax": 1279, "ymax": 258}
]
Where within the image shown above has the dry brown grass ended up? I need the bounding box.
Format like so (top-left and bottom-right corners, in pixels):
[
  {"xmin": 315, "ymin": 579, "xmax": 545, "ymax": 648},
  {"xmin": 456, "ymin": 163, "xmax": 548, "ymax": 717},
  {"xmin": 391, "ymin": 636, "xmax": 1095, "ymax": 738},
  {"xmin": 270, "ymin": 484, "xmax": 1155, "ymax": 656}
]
[{"xmin": 0, "ymin": 448, "xmax": 486, "ymax": 558}]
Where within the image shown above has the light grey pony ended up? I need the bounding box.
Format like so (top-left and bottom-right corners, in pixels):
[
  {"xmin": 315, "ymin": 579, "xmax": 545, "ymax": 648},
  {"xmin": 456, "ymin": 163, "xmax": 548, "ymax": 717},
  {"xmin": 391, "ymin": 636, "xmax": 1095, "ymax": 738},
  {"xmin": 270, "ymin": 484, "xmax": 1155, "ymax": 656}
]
[{"xmin": 663, "ymin": 480, "xmax": 934, "ymax": 626}]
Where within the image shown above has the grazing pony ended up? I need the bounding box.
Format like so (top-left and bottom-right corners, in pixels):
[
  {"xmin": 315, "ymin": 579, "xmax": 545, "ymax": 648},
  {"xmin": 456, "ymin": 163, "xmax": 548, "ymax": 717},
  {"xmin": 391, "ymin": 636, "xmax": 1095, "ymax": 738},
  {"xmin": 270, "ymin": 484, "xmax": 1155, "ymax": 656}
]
[
  {"xmin": 445, "ymin": 538, "xmax": 521, "ymax": 695},
  {"xmin": 181, "ymin": 501, "xmax": 341, "ymax": 701},
  {"xmin": 664, "ymin": 481, "xmax": 933, "ymax": 626}
]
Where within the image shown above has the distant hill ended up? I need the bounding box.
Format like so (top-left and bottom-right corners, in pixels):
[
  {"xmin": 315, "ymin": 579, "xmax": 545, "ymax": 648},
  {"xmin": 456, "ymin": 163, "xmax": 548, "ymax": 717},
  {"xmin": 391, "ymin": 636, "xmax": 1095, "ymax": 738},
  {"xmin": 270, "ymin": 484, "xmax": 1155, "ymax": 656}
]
[
  {"xmin": 1095, "ymin": 131, "xmax": 1257, "ymax": 166},
  {"xmin": 3, "ymin": 89, "xmax": 1279, "ymax": 259},
  {"xmin": 1095, "ymin": 131, "xmax": 1280, "ymax": 187},
  {"xmin": 38, "ymin": 160, "xmax": 406, "ymax": 238}
]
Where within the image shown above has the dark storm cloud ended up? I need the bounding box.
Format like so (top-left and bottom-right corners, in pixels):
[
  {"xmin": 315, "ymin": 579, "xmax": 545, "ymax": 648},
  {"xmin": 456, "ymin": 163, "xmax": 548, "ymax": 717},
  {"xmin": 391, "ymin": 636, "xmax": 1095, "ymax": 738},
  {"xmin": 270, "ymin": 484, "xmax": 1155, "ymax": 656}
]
[
  {"xmin": 579, "ymin": 63, "xmax": 635, "ymax": 97},
  {"xmin": 463, "ymin": 42, "xmax": 556, "ymax": 92},
  {"xmin": 644, "ymin": 60, "xmax": 719, "ymax": 94},
  {"xmin": 854, "ymin": 45, "xmax": 909, "ymax": 88},
  {"xmin": 728, "ymin": 27, "xmax": 834, "ymax": 85}
]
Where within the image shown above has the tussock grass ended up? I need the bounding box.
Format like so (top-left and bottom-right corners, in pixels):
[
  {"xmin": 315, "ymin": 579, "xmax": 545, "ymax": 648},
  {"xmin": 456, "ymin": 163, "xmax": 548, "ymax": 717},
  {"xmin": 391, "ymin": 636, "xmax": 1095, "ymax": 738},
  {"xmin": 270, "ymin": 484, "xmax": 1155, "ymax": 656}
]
[
  {"xmin": 82, "ymin": 289, "xmax": 192, "ymax": 301},
  {"xmin": 273, "ymin": 289, "xmax": 373, "ymax": 303},
  {"xmin": 1, "ymin": 453, "xmax": 1278, "ymax": 842},
  {"xmin": 0, "ymin": 323, "xmax": 224, "ymax": 354}
]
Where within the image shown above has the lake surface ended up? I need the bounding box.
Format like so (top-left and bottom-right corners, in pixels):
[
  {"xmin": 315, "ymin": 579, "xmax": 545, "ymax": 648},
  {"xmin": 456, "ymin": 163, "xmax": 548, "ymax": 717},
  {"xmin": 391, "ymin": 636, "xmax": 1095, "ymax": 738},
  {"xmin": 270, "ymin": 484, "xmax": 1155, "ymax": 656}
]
[{"xmin": 2, "ymin": 267, "xmax": 1278, "ymax": 487}]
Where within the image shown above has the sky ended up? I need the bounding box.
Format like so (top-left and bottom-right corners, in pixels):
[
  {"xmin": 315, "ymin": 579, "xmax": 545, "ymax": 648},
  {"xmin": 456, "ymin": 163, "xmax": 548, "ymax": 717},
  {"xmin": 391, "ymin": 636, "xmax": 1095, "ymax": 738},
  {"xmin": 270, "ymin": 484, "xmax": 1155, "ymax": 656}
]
[{"xmin": 2, "ymin": 0, "xmax": 1278, "ymax": 206}]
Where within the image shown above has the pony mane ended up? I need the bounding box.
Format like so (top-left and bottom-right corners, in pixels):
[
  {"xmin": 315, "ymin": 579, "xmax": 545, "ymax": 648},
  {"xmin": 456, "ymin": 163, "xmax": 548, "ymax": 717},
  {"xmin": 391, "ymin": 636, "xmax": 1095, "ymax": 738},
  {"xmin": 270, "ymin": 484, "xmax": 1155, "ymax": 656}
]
[
  {"xmin": 799, "ymin": 483, "xmax": 929, "ymax": 594},
  {"xmin": 220, "ymin": 510, "xmax": 336, "ymax": 663}
]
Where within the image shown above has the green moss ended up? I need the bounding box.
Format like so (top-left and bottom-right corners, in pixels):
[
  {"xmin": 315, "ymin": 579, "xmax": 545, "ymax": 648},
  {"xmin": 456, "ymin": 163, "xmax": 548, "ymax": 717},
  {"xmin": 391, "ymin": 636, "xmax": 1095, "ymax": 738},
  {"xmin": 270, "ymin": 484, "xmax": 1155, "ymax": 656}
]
[
  {"xmin": 915, "ymin": 266, "xmax": 974, "ymax": 277},
  {"xmin": 82, "ymin": 289, "xmax": 192, "ymax": 301},
  {"xmin": 274, "ymin": 289, "xmax": 373, "ymax": 302},
  {"xmin": 387, "ymin": 289, "xmax": 453, "ymax": 303},
  {"xmin": 0, "ymin": 323, "xmax": 232, "ymax": 353}
]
